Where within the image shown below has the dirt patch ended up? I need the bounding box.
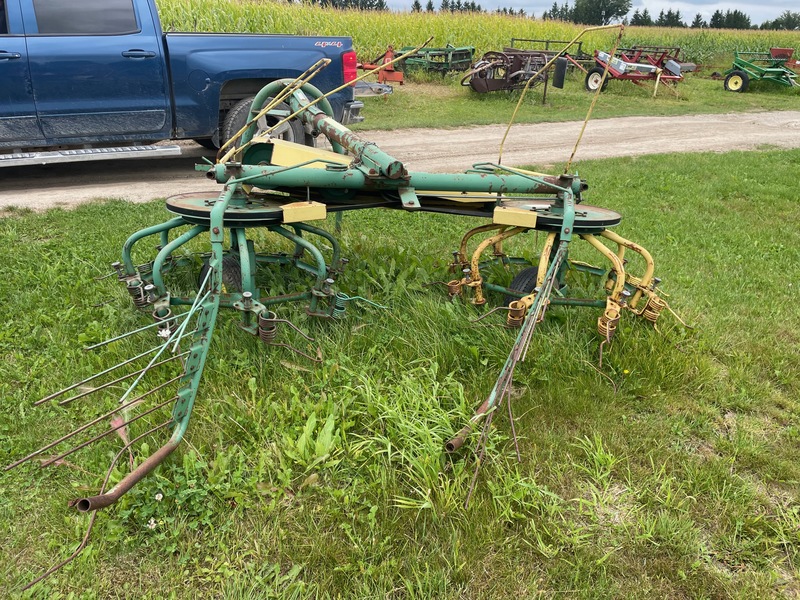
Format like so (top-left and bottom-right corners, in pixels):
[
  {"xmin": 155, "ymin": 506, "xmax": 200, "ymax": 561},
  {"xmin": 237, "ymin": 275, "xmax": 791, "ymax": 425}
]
[{"xmin": 3, "ymin": 111, "xmax": 800, "ymax": 212}]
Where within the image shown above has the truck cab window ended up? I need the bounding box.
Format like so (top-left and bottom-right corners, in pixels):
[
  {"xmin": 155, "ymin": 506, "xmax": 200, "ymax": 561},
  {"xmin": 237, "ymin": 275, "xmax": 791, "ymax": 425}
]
[
  {"xmin": 33, "ymin": 0, "xmax": 138, "ymax": 35},
  {"xmin": 0, "ymin": 1, "xmax": 7, "ymax": 35}
]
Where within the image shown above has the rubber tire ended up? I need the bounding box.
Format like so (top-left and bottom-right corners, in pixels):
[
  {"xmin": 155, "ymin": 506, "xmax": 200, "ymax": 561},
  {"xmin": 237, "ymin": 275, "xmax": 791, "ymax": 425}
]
[
  {"xmin": 724, "ymin": 70, "xmax": 749, "ymax": 93},
  {"xmin": 198, "ymin": 255, "xmax": 243, "ymax": 293},
  {"xmin": 222, "ymin": 96, "xmax": 305, "ymax": 146},
  {"xmin": 193, "ymin": 138, "xmax": 218, "ymax": 150},
  {"xmin": 504, "ymin": 265, "xmax": 539, "ymax": 305},
  {"xmin": 585, "ymin": 67, "xmax": 609, "ymax": 92}
]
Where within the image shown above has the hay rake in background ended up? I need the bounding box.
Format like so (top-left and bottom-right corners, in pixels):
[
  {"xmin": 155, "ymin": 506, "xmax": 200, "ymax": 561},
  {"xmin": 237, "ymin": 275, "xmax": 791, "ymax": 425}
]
[{"xmin": 8, "ymin": 40, "xmax": 674, "ymax": 585}]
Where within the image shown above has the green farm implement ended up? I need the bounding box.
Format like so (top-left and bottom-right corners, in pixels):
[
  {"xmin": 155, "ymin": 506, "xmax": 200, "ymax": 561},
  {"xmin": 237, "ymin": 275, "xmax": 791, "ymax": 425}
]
[
  {"xmin": 723, "ymin": 48, "xmax": 799, "ymax": 92},
  {"xmin": 399, "ymin": 43, "xmax": 475, "ymax": 73},
  {"xmin": 8, "ymin": 56, "xmax": 673, "ymax": 586}
]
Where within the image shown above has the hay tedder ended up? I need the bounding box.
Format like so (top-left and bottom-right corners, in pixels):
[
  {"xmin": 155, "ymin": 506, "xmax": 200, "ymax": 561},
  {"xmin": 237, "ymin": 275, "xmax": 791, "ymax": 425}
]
[{"xmin": 8, "ymin": 58, "xmax": 673, "ymax": 586}]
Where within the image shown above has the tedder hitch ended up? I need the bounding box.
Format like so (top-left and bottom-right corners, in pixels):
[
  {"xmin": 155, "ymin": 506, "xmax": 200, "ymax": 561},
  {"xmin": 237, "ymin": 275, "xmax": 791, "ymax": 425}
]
[{"xmin": 9, "ymin": 73, "xmax": 675, "ymax": 586}]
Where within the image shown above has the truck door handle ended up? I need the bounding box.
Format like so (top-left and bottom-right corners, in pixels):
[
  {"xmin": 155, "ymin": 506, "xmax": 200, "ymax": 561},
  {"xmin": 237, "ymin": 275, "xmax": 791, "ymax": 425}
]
[
  {"xmin": 122, "ymin": 50, "xmax": 157, "ymax": 59},
  {"xmin": 0, "ymin": 51, "xmax": 22, "ymax": 60}
]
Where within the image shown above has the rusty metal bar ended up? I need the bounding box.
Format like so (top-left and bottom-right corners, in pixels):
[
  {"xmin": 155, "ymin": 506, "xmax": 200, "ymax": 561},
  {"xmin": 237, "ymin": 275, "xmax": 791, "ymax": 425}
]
[{"xmin": 70, "ymin": 418, "xmax": 188, "ymax": 512}]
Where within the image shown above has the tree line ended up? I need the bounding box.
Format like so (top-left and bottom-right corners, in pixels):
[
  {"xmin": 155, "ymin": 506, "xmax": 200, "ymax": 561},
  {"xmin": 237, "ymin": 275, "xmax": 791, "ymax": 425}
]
[
  {"xmin": 302, "ymin": 0, "xmax": 800, "ymax": 29},
  {"xmin": 543, "ymin": 3, "xmax": 799, "ymax": 29}
]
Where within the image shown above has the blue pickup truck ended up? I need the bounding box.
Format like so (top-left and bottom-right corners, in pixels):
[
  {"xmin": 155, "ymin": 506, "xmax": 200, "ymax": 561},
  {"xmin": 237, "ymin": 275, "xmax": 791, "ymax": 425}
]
[{"xmin": 0, "ymin": 0, "xmax": 363, "ymax": 166}]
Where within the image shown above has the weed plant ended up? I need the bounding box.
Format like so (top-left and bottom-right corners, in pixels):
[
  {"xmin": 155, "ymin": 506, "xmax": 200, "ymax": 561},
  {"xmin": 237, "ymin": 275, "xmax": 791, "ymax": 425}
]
[{"xmin": 1, "ymin": 149, "xmax": 799, "ymax": 597}]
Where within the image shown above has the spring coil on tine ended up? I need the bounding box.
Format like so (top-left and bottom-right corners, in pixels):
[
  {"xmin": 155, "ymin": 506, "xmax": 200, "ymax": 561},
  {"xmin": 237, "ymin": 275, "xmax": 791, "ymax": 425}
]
[
  {"xmin": 152, "ymin": 306, "xmax": 177, "ymax": 336},
  {"xmin": 506, "ymin": 301, "xmax": 526, "ymax": 328},
  {"xmin": 258, "ymin": 311, "xmax": 279, "ymax": 344},
  {"xmin": 641, "ymin": 294, "xmax": 667, "ymax": 323},
  {"xmin": 597, "ymin": 306, "xmax": 621, "ymax": 340},
  {"xmin": 447, "ymin": 279, "xmax": 462, "ymax": 297},
  {"xmin": 127, "ymin": 280, "xmax": 150, "ymax": 309},
  {"xmin": 331, "ymin": 293, "xmax": 347, "ymax": 320}
]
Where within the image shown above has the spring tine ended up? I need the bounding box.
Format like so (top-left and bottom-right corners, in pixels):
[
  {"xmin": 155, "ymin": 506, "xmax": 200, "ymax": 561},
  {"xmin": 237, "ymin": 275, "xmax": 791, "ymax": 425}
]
[
  {"xmin": 6, "ymin": 375, "xmax": 182, "ymax": 472},
  {"xmin": 34, "ymin": 345, "xmax": 166, "ymax": 406},
  {"xmin": 273, "ymin": 318, "xmax": 315, "ymax": 342},
  {"xmin": 469, "ymin": 305, "xmax": 511, "ymax": 324},
  {"xmin": 465, "ymin": 409, "xmax": 494, "ymax": 509},
  {"xmin": 22, "ymin": 419, "xmax": 172, "ymax": 591},
  {"xmin": 272, "ymin": 342, "xmax": 323, "ymax": 364},
  {"xmin": 57, "ymin": 352, "xmax": 187, "ymax": 407},
  {"xmin": 83, "ymin": 313, "xmax": 189, "ymax": 351},
  {"xmin": 40, "ymin": 398, "xmax": 175, "ymax": 467}
]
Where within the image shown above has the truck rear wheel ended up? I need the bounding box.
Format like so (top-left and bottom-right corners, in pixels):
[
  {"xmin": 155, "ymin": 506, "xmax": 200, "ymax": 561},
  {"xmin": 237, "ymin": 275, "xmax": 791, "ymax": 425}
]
[{"xmin": 222, "ymin": 96, "xmax": 305, "ymax": 148}]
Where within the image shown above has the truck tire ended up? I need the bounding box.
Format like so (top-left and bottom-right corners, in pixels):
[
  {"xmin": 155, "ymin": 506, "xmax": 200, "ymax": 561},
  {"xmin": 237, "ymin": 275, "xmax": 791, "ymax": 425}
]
[
  {"xmin": 222, "ymin": 96, "xmax": 305, "ymax": 147},
  {"xmin": 585, "ymin": 67, "xmax": 609, "ymax": 92},
  {"xmin": 193, "ymin": 138, "xmax": 218, "ymax": 150},
  {"xmin": 724, "ymin": 70, "xmax": 749, "ymax": 93}
]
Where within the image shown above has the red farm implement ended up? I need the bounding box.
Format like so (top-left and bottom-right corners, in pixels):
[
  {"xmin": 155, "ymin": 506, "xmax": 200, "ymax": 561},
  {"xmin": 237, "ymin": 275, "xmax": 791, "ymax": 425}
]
[
  {"xmin": 358, "ymin": 45, "xmax": 405, "ymax": 85},
  {"xmin": 586, "ymin": 46, "xmax": 696, "ymax": 96}
]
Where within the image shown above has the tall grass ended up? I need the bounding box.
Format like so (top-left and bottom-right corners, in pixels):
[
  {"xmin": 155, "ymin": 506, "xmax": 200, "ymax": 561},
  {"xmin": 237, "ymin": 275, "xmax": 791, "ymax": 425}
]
[{"xmin": 156, "ymin": 0, "xmax": 800, "ymax": 65}]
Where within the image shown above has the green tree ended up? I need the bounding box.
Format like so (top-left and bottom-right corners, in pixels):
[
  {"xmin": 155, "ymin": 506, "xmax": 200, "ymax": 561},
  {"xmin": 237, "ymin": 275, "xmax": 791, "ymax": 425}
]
[
  {"xmin": 630, "ymin": 7, "xmax": 652, "ymax": 25},
  {"xmin": 572, "ymin": 0, "xmax": 630, "ymax": 25},
  {"xmin": 690, "ymin": 13, "xmax": 707, "ymax": 28},
  {"xmin": 761, "ymin": 10, "xmax": 800, "ymax": 29},
  {"xmin": 425, "ymin": 0, "xmax": 435, "ymax": 10},
  {"xmin": 656, "ymin": 8, "xmax": 685, "ymax": 27},
  {"xmin": 542, "ymin": 1, "xmax": 573, "ymax": 21},
  {"xmin": 709, "ymin": 10, "xmax": 724, "ymax": 28}
]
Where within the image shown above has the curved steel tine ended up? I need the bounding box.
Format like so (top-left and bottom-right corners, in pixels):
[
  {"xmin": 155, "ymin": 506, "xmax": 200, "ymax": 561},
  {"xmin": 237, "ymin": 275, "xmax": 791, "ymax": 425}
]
[
  {"xmin": 40, "ymin": 398, "xmax": 175, "ymax": 468},
  {"xmin": 273, "ymin": 318, "xmax": 315, "ymax": 342},
  {"xmin": 6, "ymin": 376, "xmax": 182, "ymax": 471},
  {"xmin": 469, "ymin": 305, "xmax": 511, "ymax": 324},
  {"xmin": 22, "ymin": 420, "xmax": 172, "ymax": 591}
]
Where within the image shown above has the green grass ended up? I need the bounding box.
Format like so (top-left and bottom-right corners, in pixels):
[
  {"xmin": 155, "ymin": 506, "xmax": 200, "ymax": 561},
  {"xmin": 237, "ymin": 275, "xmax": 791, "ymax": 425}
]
[
  {"xmin": 350, "ymin": 70, "xmax": 800, "ymax": 131},
  {"xmin": 1, "ymin": 148, "xmax": 800, "ymax": 598}
]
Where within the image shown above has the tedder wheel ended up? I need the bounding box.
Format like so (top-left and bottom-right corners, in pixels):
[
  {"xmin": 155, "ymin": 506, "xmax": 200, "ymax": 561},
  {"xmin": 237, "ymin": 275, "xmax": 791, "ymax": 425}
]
[
  {"xmin": 198, "ymin": 255, "xmax": 243, "ymax": 293},
  {"xmin": 504, "ymin": 265, "xmax": 539, "ymax": 305},
  {"xmin": 724, "ymin": 70, "xmax": 750, "ymax": 93},
  {"xmin": 222, "ymin": 96, "xmax": 306, "ymax": 147},
  {"xmin": 585, "ymin": 67, "xmax": 610, "ymax": 92}
]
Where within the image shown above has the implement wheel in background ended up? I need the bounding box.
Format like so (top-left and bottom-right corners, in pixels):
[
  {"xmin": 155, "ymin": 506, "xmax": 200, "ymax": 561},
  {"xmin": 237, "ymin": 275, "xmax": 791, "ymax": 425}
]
[
  {"xmin": 504, "ymin": 265, "xmax": 539, "ymax": 305},
  {"xmin": 585, "ymin": 67, "xmax": 609, "ymax": 92},
  {"xmin": 724, "ymin": 70, "xmax": 749, "ymax": 93}
]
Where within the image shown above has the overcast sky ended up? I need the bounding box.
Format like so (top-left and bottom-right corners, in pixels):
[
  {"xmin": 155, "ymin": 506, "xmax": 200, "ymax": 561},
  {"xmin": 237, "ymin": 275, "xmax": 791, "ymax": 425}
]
[{"xmin": 386, "ymin": 0, "xmax": 798, "ymax": 25}]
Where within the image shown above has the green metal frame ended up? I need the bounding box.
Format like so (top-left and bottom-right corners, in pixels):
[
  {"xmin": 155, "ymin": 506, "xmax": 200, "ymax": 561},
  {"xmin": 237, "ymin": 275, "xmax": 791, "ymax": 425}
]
[{"xmin": 726, "ymin": 50, "xmax": 799, "ymax": 88}]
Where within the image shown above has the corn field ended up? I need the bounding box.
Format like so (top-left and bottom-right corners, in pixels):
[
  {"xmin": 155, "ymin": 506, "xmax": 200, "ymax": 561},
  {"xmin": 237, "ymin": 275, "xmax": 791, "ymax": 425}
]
[{"xmin": 156, "ymin": 0, "xmax": 800, "ymax": 65}]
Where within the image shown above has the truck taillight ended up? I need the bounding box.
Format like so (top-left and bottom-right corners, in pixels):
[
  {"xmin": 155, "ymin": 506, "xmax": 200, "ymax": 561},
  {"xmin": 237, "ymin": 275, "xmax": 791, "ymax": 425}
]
[{"xmin": 342, "ymin": 50, "xmax": 358, "ymax": 86}]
